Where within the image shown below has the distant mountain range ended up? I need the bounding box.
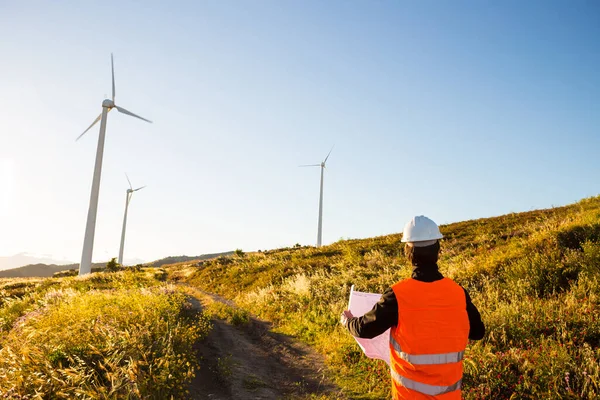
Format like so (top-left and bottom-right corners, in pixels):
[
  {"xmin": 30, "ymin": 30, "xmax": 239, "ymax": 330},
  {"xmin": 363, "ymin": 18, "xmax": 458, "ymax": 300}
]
[
  {"xmin": 0, "ymin": 262, "xmax": 104, "ymax": 278},
  {"xmin": 0, "ymin": 251, "xmax": 234, "ymax": 278},
  {"xmin": 0, "ymin": 253, "xmax": 74, "ymax": 272}
]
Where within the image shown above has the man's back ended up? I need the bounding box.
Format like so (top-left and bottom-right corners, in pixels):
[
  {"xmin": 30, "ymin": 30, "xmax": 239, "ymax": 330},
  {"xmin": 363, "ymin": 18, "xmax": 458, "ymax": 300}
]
[{"xmin": 389, "ymin": 277, "xmax": 470, "ymax": 399}]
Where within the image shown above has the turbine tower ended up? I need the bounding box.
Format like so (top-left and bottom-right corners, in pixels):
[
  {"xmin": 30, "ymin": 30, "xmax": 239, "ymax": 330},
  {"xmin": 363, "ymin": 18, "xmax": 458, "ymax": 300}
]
[
  {"xmin": 118, "ymin": 174, "xmax": 145, "ymax": 265},
  {"xmin": 300, "ymin": 146, "xmax": 334, "ymax": 247},
  {"xmin": 77, "ymin": 54, "xmax": 152, "ymax": 275}
]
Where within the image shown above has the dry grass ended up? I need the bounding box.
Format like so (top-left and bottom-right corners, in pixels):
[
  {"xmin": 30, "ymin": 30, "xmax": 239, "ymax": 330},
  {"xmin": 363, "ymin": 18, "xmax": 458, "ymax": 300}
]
[{"xmin": 0, "ymin": 269, "xmax": 211, "ymax": 398}]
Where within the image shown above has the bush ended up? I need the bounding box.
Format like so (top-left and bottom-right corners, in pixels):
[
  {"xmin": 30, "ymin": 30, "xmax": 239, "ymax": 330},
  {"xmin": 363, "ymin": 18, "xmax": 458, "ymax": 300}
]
[
  {"xmin": 234, "ymin": 249, "xmax": 245, "ymax": 257},
  {"xmin": 205, "ymin": 300, "xmax": 250, "ymax": 327},
  {"xmin": 105, "ymin": 257, "xmax": 121, "ymax": 272}
]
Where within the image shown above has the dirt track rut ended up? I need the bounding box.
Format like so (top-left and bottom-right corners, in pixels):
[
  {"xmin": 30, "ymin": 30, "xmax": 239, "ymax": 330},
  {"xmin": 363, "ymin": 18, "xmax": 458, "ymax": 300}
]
[{"xmin": 183, "ymin": 286, "xmax": 343, "ymax": 400}]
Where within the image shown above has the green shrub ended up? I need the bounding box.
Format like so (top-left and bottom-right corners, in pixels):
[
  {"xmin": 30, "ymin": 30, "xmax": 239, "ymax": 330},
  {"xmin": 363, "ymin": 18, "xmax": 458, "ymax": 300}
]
[
  {"xmin": 234, "ymin": 249, "xmax": 245, "ymax": 257},
  {"xmin": 205, "ymin": 301, "xmax": 250, "ymax": 327},
  {"xmin": 105, "ymin": 257, "xmax": 121, "ymax": 272}
]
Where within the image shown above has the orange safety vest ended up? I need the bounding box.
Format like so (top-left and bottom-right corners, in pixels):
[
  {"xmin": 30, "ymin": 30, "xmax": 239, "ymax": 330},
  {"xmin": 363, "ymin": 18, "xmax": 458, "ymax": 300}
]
[{"xmin": 389, "ymin": 278, "xmax": 470, "ymax": 399}]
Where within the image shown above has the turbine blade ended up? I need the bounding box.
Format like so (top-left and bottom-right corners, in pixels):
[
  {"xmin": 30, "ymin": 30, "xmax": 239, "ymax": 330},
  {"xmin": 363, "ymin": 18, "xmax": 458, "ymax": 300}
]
[
  {"xmin": 111, "ymin": 53, "xmax": 115, "ymax": 102},
  {"xmin": 115, "ymin": 106, "xmax": 152, "ymax": 123},
  {"xmin": 76, "ymin": 113, "xmax": 102, "ymax": 141},
  {"xmin": 324, "ymin": 145, "xmax": 334, "ymax": 164},
  {"xmin": 299, "ymin": 164, "xmax": 320, "ymax": 167},
  {"xmin": 133, "ymin": 185, "xmax": 146, "ymax": 192},
  {"xmin": 125, "ymin": 173, "xmax": 132, "ymax": 190}
]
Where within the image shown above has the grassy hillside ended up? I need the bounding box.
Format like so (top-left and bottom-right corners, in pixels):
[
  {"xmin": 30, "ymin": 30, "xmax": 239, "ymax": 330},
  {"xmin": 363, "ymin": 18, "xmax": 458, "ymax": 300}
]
[
  {"xmin": 166, "ymin": 196, "xmax": 600, "ymax": 399},
  {"xmin": 0, "ymin": 269, "xmax": 211, "ymax": 398},
  {"xmin": 150, "ymin": 252, "xmax": 234, "ymax": 269}
]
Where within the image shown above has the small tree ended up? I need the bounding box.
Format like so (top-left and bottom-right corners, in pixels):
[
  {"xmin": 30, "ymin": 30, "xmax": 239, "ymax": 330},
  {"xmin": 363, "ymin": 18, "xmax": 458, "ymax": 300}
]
[
  {"xmin": 234, "ymin": 249, "xmax": 245, "ymax": 258},
  {"xmin": 105, "ymin": 257, "xmax": 120, "ymax": 272}
]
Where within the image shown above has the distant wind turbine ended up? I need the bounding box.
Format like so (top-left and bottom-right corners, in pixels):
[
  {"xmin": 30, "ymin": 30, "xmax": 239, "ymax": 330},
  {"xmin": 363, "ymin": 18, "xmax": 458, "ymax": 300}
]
[
  {"xmin": 300, "ymin": 146, "xmax": 334, "ymax": 247},
  {"xmin": 77, "ymin": 54, "xmax": 152, "ymax": 275},
  {"xmin": 118, "ymin": 174, "xmax": 145, "ymax": 266}
]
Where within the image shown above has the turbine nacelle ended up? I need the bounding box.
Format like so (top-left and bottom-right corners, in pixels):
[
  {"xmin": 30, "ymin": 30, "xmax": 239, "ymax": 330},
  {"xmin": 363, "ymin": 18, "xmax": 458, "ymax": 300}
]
[
  {"xmin": 299, "ymin": 146, "xmax": 334, "ymax": 169},
  {"xmin": 125, "ymin": 174, "xmax": 146, "ymax": 193},
  {"xmin": 102, "ymin": 99, "xmax": 115, "ymax": 108}
]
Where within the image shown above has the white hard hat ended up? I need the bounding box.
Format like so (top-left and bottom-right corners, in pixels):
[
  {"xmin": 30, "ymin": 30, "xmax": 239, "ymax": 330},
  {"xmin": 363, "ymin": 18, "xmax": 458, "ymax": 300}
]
[{"xmin": 401, "ymin": 216, "xmax": 443, "ymax": 244}]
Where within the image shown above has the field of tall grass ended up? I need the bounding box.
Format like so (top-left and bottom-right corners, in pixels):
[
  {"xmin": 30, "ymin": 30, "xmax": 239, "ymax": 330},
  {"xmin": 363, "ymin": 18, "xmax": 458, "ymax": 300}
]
[
  {"xmin": 0, "ymin": 268, "xmax": 211, "ymax": 398},
  {"xmin": 166, "ymin": 196, "xmax": 600, "ymax": 399}
]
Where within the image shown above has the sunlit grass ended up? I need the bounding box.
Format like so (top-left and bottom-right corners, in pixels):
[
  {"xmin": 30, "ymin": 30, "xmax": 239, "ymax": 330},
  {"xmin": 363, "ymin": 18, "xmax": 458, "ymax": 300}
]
[{"xmin": 0, "ymin": 269, "xmax": 211, "ymax": 398}]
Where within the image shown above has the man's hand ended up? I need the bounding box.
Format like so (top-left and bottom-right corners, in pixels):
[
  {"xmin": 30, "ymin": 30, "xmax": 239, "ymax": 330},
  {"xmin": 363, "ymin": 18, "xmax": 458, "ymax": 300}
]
[{"xmin": 340, "ymin": 310, "xmax": 354, "ymax": 326}]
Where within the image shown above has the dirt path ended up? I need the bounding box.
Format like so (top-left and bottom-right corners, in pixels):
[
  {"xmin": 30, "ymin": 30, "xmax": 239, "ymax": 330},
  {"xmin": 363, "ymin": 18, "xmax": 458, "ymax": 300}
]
[{"xmin": 182, "ymin": 286, "xmax": 343, "ymax": 400}]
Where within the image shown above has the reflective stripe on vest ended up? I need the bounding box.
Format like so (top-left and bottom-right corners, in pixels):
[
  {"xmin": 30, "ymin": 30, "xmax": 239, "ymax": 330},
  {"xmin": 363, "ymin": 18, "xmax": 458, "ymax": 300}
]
[
  {"xmin": 390, "ymin": 335, "xmax": 465, "ymax": 365},
  {"xmin": 390, "ymin": 368, "xmax": 462, "ymax": 396}
]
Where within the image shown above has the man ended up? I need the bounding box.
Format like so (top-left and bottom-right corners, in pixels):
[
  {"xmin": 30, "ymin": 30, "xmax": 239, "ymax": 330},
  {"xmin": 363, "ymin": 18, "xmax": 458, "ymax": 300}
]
[{"xmin": 341, "ymin": 216, "xmax": 484, "ymax": 399}]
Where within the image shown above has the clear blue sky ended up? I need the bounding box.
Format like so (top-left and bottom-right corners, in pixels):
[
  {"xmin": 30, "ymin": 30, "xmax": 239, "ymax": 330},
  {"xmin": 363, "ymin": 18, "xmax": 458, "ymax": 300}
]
[{"xmin": 1, "ymin": 1, "xmax": 599, "ymax": 264}]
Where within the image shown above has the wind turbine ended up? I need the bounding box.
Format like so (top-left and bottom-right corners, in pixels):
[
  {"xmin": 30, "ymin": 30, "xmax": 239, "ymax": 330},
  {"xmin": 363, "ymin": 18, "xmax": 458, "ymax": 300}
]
[
  {"xmin": 77, "ymin": 54, "xmax": 152, "ymax": 275},
  {"xmin": 300, "ymin": 146, "xmax": 334, "ymax": 247},
  {"xmin": 118, "ymin": 174, "xmax": 145, "ymax": 266}
]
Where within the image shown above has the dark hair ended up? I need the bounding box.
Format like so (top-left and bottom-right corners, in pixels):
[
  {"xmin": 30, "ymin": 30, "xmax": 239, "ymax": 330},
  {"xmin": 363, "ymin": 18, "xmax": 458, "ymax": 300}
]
[{"xmin": 404, "ymin": 241, "xmax": 440, "ymax": 266}]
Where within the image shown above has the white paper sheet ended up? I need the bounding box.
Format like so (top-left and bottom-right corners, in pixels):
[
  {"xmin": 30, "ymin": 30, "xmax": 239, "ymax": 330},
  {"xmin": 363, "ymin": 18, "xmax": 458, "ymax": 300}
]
[{"xmin": 348, "ymin": 285, "xmax": 391, "ymax": 366}]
